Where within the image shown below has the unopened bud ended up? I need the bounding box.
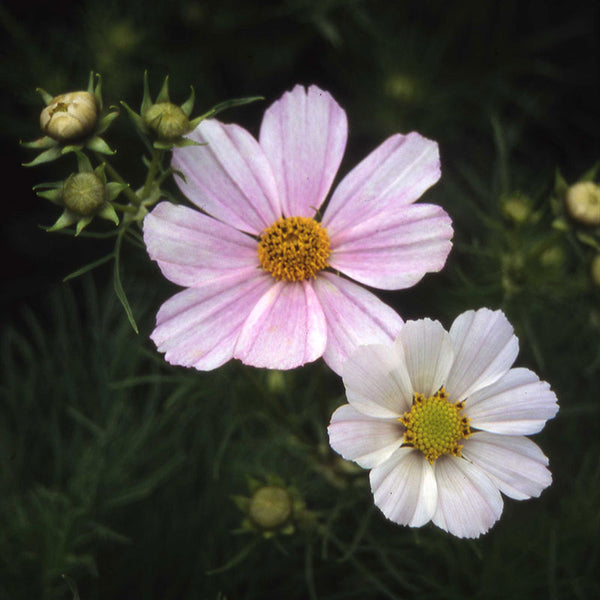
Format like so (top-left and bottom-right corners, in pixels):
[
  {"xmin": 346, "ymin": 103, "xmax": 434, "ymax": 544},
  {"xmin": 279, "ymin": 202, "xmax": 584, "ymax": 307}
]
[
  {"xmin": 143, "ymin": 102, "xmax": 190, "ymax": 141},
  {"xmin": 63, "ymin": 172, "xmax": 105, "ymax": 216},
  {"xmin": 248, "ymin": 486, "xmax": 293, "ymax": 531},
  {"xmin": 565, "ymin": 182, "xmax": 600, "ymax": 226},
  {"xmin": 40, "ymin": 91, "xmax": 98, "ymax": 142},
  {"xmin": 501, "ymin": 194, "xmax": 532, "ymax": 225}
]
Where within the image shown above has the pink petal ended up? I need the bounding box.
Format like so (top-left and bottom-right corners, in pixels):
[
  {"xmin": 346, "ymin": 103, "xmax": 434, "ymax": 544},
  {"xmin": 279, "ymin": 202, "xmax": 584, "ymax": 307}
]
[
  {"xmin": 328, "ymin": 404, "xmax": 404, "ymax": 469},
  {"xmin": 432, "ymin": 456, "xmax": 503, "ymax": 538},
  {"xmin": 464, "ymin": 368, "xmax": 559, "ymax": 435},
  {"xmin": 342, "ymin": 343, "xmax": 414, "ymax": 418},
  {"xmin": 395, "ymin": 318, "xmax": 454, "ymax": 398},
  {"xmin": 143, "ymin": 202, "xmax": 258, "ymax": 287},
  {"xmin": 321, "ymin": 132, "xmax": 441, "ymax": 236},
  {"xmin": 151, "ymin": 270, "xmax": 273, "ymax": 370},
  {"xmin": 327, "ymin": 203, "xmax": 453, "ymax": 290},
  {"xmin": 234, "ymin": 280, "xmax": 327, "ymax": 369},
  {"xmin": 445, "ymin": 309, "xmax": 519, "ymax": 402},
  {"xmin": 462, "ymin": 432, "xmax": 552, "ymax": 500},
  {"xmin": 259, "ymin": 84, "xmax": 348, "ymax": 217},
  {"xmin": 312, "ymin": 272, "xmax": 404, "ymax": 376},
  {"xmin": 172, "ymin": 119, "xmax": 281, "ymax": 235},
  {"xmin": 370, "ymin": 448, "xmax": 438, "ymax": 527}
]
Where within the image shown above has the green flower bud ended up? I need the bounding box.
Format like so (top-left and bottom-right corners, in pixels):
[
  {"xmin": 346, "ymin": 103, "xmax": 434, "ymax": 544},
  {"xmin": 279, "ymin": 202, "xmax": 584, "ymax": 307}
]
[
  {"xmin": 63, "ymin": 172, "xmax": 106, "ymax": 216},
  {"xmin": 565, "ymin": 181, "xmax": 600, "ymax": 226},
  {"xmin": 591, "ymin": 255, "xmax": 600, "ymax": 286},
  {"xmin": 143, "ymin": 102, "xmax": 191, "ymax": 141},
  {"xmin": 248, "ymin": 486, "xmax": 293, "ymax": 531},
  {"xmin": 40, "ymin": 91, "xmax": 98, "ymax": 142},
  {"xmin": 501, "ymin": 194, "xmax": 532, "ymax": 225}
]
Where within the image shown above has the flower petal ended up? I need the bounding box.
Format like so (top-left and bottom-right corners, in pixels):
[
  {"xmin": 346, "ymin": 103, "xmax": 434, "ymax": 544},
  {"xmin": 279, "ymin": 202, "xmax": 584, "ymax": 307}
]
[
  {"xmin": 327, "ymin": 203, "xmax": 453, "ymax": 290},
  {"xmin": 172, "ymin": 119, "xmax": 281, "ymax": 235},
  {"xmin": 370, "ymin": 448, "xmax": 438, "ymax": 528},
  {"xmin": 445, "ymin": 309, "xmax": 519, "ymax": 402},
  {"xmin": 395, "ymin": 318, "xmax": 454, "ymax": 398},
  {"xmin": 328, "ymin": 404, "xmax": 404, "ymax": 469},
  {"xmin": 322, "ymin": 132, "xmax": 441, "ymax": 236},
  {"xmin": 462, "ymin": 432, "xmax": 552, "ymax": 500},
  {"xmin": 234, "ymin": 280, "xmax": 327, "ymax": 369},
  {"xmin": 143, "ymin": 201, "xmax": 258, "ymax": 287},
  {"xmin": 259, "ymin": 84, "xmax": 347, "ymax": 217},
  {"xmin": 312, "ymin": 272, "xmax": 404, "ymax": 376},
  {"xmin": 432, "ymin": 456, "xmax": 503, "ymax": 538},
  {"xmin": 464, "ymin": 368, "xmax": 559, "ymax": 435},
  {"xmin": 342, "ymin": 343, "xmax": 414, "ymax": 418},
  {"xmin": 151, "ymin": 270, "xmax": 273, "ymax": 370}
]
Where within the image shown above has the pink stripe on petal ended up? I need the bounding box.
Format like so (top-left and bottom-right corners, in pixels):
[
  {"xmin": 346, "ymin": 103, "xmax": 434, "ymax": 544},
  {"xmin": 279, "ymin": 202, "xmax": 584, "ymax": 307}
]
[
  {"xmin": 322, "ymin": 132, "xmax": 441, "ymax": 236},
  {"xmin": 313, "ymin": 273, "xmax": 404, "ymax": 376},
  {"xmin": 328, "ymin": 204, "xmax": 453, "ymax": 290},
  {"xmin": 328, "ymin": 404, "xmax": 404, "ymax": 469},
  {"xmin": 151, "ymin": 270, "xmax": 273, "ymax": 371},
  {"xmin": 446, "ymin": 308, "xmax": 519, "ymax": 402},
  {"xmin": 172, "ymin": 119, "xmax": 281, "ymax": 235},
  {"xmin": 432, "ymin": 456, "xmax": 503, "ymax": 538},
  {"xmin": 234, "ymin": 280, "xmax": 327, "ymax": 369},
  {"xmin": 465, "ymin": 368, "xmax": 559, "ymax": 435},
  {"xmin": 259, "ymin": 84, "xmax": 348, "ymax": 217},
  {"xmin": 143, "ymin": 202, "xmax": 258, "ymax": 287},
  {"xmin": 462, "ymin": 432, "xmax": 552, "ymax": 500},
  {"xmin": 370, "ymin": 448, "xmax": 438, "ymax": 527}
]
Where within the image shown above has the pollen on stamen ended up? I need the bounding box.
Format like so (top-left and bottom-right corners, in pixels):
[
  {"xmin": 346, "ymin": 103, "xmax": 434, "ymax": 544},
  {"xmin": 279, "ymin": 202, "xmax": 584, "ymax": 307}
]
[
  {"xmin": 257, "ymin": 216, "xmax": 331, "ymax": 282},
  {"xmin": 400, "ymin": 387, "xmax": 472, "ymax": 464}
]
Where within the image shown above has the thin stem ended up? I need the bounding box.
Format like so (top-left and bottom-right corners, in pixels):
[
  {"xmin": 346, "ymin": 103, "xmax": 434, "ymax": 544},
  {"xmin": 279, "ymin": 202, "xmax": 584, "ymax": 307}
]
[
  {"xmin": 141, "ymin": 148, "xmax": 164, "ymax": 200},
  {"xmin": 93, "ymin": 153, "xmax": 140, "ymax": 205}
]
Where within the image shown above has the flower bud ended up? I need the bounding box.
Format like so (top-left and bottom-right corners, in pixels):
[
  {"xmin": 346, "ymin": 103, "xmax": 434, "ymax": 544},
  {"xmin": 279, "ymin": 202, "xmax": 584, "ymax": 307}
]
[
  {"xmin": 63, "ymin": 172, "xmax": 106, "ymax": 216},
  {"xmin": 143, "ymin": 102, "xmax": 191, "ymax": 141},
  {"xmin": 248, "ymin": 486, "xmax": 293, "ymax": 531},
  {"xmin": 565, "ymin": 182, "xmax": 600, "ymax": 226},
  {"xmin": 501, "ymin": 194, "xmax": 532, "ymax": 225},
  {"xmin": 40, "ymin": 91, "xmax": 98, "ymax": 142},
  {"xmin": 591, "ymin": 255, "xmax": 600, "ymax": 286}
]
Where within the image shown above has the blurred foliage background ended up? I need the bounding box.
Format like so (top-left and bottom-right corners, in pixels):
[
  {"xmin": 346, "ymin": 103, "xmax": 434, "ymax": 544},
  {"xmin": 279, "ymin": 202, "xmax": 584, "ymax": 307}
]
[{"xmin": 1, "ymin": 0, "xmax": 599, "ymax": 598}]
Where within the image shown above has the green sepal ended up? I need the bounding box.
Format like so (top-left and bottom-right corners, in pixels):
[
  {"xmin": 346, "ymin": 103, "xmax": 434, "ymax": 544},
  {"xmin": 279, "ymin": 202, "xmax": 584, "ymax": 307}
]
[
  {"xmin": 75, "ymin": 151, "xmax": 94, "ymax": 173},
  {"xmin": 36, "ymin": 87, "xmax": 54, "ymax": 105},
  {"xmin": 580, "ymin": 162, "xmax": 599, "ymax": 183},
  {"xmin": 552, "ymin": 217, "xmax": 570, "ymax": 232},
  {"xmin": 153, "ymin": 137, "xmax": 203, "ymax": 150},
  {"xmin": 576, "ymin": 232, "xmax": 600, "ymax": 250},
  {"xmin": 60, "ymin": 143, "xmax": 84, "ymax": 155},
  {"xmin": 231, "ymin": 495, "xmax": 251, "ymax": 512},
  {"xmin": 22, "ymin": 146, "xmax": 62, "ymax": 167},
  {"xmin": 32, "ymin": 180, "xmax": 63, "ymax": 190},
  {"xmin": 171, "ymin": 168, "xmax": 187, "ymax": 183},
  {"xmin": 35, "ymin": 189, "xmax": 63, "ymax": 203},
  {"xmin": 47, "ymin": 210, "xmax": 77, "ymax": 232},
  {"xmin": 86, "ymin": 136, "xmax": 115, "ymax": 155},
  {"xmin": 20, "ymin": 136, "xmax": 56, "ymax": 149},
  {"xmin": 554, "ymin": 169, "xmax": 569, "ymax": 197},
  {"xmin": 92, "ymin": 72, "xmax": 103, "ymax": 112},
  {"xmin": 181, "ymin": 86, "xmax": 195, "ymax": 117},
  {"xmin": 141, "ymin": 71, "xmax": 153, "ymax": 117},
  {"xmin": 98, "ymin": 203, "xmax": 120, "ymax": 226},
  {"xmin": 96, "ymin": 109, "xmax": 120, "ymax": 135},
  {"xmin": 106, "ymin": 181, "xmax": 128, "ymax": 201},
  {"xmin": 156, "ymin": 75, "xmax": 170, "ymax": 104},
  {"xmin": 190, "ymin": 95, "xmax": 263, "ymax": 128},
  {"xmin": 75, "ymin": 216, "xmax": 93, "ymax": 236}
]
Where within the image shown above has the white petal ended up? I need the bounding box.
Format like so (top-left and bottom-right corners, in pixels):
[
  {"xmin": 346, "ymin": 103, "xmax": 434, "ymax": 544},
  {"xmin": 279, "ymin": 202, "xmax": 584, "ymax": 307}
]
[
  {"xmin": 462, "ymin": 432, "xmax": 552, "ymax": 500},
  {"xmin": 446, "ymin": 309, "xmax": 519, "ymax": 402},
  {"xmin": 465, "ymin": 368, "xmax": 559, "ymax": 435},
  {"xmin": 342, "ymin": 343, "xmax": 414, "ymax": 419},
  {"xmin": 395, "ymin": 318, "xmax": 454, "ymax": 397},
  {"xmin": 312, "ymin": 272, "xmax": 404, "ymax": 376},
  {"xmin": 370, "ymin": 448, "xmax": 438, "ymax": 528},
  {"xmin": 328, "ymin": 404, "xmax": 404, "ymax": 469},
  {"xmin": 432, "ymin": 456, "xmax": 503, "ymax": 538}
]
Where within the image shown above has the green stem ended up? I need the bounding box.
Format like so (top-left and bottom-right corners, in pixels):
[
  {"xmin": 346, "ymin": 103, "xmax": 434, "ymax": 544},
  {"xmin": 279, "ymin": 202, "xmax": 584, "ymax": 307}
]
[{"xmin": 141, "ymin": 148, "xmax": 164, "ymax": 200}]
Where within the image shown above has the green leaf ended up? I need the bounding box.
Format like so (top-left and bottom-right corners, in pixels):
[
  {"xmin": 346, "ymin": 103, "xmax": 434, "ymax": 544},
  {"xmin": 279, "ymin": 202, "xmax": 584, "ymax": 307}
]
[
  {"xmin": 190, "ymin": 95, "xmax": 264, "ymax": 128},
  {"xmin": 113, "ymin": 230, "xmax": 139, "ymax": 334},
  {"xmin": 63, "ymin": 252, "xmax": 115, "ymax": 282}
]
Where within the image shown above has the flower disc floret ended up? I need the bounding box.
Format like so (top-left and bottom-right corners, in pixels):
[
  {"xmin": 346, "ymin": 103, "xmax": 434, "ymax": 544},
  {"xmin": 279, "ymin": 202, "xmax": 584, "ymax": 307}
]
[
  {"xmin": 258, "ymin": 216, "xmax": 331, "ymax": 282},
  {"xmin": 400, "ymin": 387, "xmax": 471, "ymax": 464}
]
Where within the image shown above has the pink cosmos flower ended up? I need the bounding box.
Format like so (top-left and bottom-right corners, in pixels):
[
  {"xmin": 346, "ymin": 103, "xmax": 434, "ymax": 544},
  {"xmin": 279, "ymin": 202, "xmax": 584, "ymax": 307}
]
[
  {"xmin": 143, "ymin": 84, "xmax": 453, "ymax": 374},
  {"xmin": 328, "ymin": 308, "xmax": 559, "ymax": 538}
]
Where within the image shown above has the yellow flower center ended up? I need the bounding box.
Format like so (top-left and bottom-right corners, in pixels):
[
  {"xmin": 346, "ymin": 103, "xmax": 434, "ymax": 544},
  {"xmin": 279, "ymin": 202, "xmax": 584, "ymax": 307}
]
[
  {"xmin": 400, "ymin": 387, "xmax": 472, "ymax": 464},
  {"xmin": 257, "ymin": 216, "xmax": 330, "ymax": 282}
]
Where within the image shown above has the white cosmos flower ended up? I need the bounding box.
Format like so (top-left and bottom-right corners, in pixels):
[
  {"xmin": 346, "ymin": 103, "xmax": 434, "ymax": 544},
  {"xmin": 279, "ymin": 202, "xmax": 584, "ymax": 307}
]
[{"xmin": 327, "ymin": 308, "xmax": 559, "ymax": 538}]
